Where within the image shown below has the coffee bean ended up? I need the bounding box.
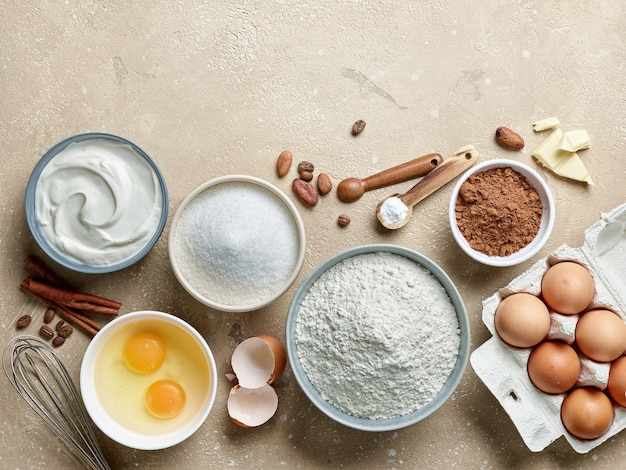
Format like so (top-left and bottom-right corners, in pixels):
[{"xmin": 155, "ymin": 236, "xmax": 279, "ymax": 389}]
[
  {"xmin": 39, "ymin": 325, "xmax": 54, "ymax": 341},
  {"xmin": 58, "ymin": 324, "xmax": 74, "ymax": 338},
  {"xmin": 300, "ymin": 170, "xmax": 314, "ymax": 182},
  {"xmin": 351, "ymin": 120, "xmax": 366, "ymax": 135},
  {"xmin": 52, "ymin": 336, "xmax": 65, "ymax": 348},
  {"xmin": 297, "ymin": 161, "xmax": 314, "ymax": 174},
  {"xmin": 338, "ymin": 214, "xmax": 351, "ymax": 227},
  {"xmin": 17, "ymin": 314, "xmax": 32, "ymax": 328},
  {"xmin": 44, "ymin": 308, "xmax": 55, "ymax": 324}
]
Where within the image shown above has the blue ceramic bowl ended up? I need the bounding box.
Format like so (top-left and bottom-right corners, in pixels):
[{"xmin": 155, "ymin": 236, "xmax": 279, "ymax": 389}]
[
  {"xmin": 285, "ymin": 244, "xmax": 470, "ymax": 432},
  {"xmin": 24, "ymin": 133, "xmax": 168, "ymax": 274}
]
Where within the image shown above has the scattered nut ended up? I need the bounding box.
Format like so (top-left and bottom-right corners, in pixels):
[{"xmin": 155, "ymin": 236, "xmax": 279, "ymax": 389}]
[
  {"xmin": 495, "ymin": 126, "xmax": 524, "ymax": 150},
  {"xmin": 317, "ymin": 173, "xmax": 332, "ymax": 195},
  {"xmin": 44, "ymin": 307, "xmax": 55, "ymax": 324},
  {"xmin": 52, "ymin": 336, "xmax": 65, "ymax": 348},
  {"xmin": 297, "ymin": 161, "xmax": 314, "ymax": 175},
  {"xmin": 338, "ymin": 214, "xmax": 351, "ymax": 227},
  {"xmin": 292, "ymin": 179, "xmax": 319, "ymax": 207},
  {"xmin": 351, "ymin": 120, "xmax": 366, "ymax": 135},
  {"xmin": 300, "ymin": 170, "xmax": 314, "ymax": 182},
  {"xmin": 57, "ymin": 324, "xmax": 74, "ymax": 338},
  {"xmin": 276, "ymin": 150, "xmax": 293, "ymax": 177},
  {"xmin": 17, "ymin": 314, "xmax": 32, "ymax": 328},
  {"xmin": 39, "ymin": 325, "xmax": 54, "ymax": 341}
]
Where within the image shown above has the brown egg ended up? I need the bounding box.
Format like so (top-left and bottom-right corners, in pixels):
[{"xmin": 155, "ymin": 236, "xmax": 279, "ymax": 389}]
[
  {"xmin": 576, "ymin": 309, "xmax": 626, "ymax": 362},
  {"xmin": 607, "ymin": 356, "xmax": 626, "ymax": 407},
  {"xmin": 541, "ymin": 261, "xmax": 595, "ymax": 314},
  {"xmin": 527, "ymin": 341, "xmax": 580, "ymax": 394},
  {"xmin": 494, "ymin": 293, "xmax": 550, "ymax": 348},
  {"xmin": 561, "ymin": 387, "xmax": 614, "ymax": 440}
]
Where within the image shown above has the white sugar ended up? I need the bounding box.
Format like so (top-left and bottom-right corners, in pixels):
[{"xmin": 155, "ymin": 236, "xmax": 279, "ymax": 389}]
[{"xmin": 173, "ymin": 182, "xmax": 300, "ymax": 307}]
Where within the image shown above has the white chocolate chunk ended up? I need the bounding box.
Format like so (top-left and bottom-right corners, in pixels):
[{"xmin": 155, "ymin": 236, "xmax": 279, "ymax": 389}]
[
  {"xmin": 533, "ymin": 117, "xmax": 560, "ymax": 132},
  {"xmin": 560, "ymin": 129, "xmax": 591, "ymax": 152},
  {"xmin": 531, "ymin": 128, "xmax": 594, "ymax": 185}
]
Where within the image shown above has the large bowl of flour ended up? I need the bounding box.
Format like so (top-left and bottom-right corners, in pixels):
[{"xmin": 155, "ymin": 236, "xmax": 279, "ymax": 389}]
[{"xmin": 285, "ymin": 244, "xmax": 470, "ymax": 431}]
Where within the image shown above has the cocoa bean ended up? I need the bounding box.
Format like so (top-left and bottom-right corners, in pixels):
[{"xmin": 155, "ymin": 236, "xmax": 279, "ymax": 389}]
[
  {"xmin": 276, "ymin": 150, "xmax": 293, "ymax": 177},
  {"xmin": 495, "ymin": 126, "xmax": 524, "ymax": 149},
  {"xmin": 292, "ymin": 179, "xmax": 319, "ymax": 207},
  {"xmin": 317, "ymin": 173, "xmax": 332, "ymax": 195}
]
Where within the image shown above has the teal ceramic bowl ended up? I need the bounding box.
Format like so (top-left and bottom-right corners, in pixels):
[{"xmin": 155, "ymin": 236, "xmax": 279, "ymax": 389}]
[{"xmin": 285, "ymin": 244, "xmax": 470, "ymax": 432}]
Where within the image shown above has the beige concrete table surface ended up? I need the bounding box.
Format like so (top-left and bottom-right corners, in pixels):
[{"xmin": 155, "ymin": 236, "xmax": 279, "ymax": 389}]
[{"xmin": 2, "ymin": 1, "xmax": 625, "ymax": 468}]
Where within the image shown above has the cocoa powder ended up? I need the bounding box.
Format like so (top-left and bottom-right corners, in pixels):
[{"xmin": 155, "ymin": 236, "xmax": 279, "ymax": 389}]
[{"xmin": 455, "ymin": 167, "xmax": 543, "ymax": 257}]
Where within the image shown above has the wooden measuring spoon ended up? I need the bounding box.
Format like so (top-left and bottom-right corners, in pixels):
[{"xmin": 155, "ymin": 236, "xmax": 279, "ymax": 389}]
[
  {"xmin": 337, "ymin": 153, "xmax": 443, "ymax": 203},
  {"xmin": 376, "ymin": 145, "xmax": 479, "ymax": 230}
]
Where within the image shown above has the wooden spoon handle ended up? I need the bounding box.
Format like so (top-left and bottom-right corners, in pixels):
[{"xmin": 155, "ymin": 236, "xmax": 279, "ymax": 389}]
[
  {"xmin": 400, "ymin": 145, "xmax": 479, "ymax": 208},
  {"xmin": 361, "ymin": 153, "xmax": 443, "ymax": 192}
]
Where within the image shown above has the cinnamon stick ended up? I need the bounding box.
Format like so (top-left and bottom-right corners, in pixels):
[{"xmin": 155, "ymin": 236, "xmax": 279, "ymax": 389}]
[
  {"xmin": 22, "ymin": 276, "xmax": 121, "ymax": 315},
  {"xmin": 43, "ymin": 300, "xmax": 100, "ymax": 337},
  {"xmin": 20, "ymin": 279, "xmax": 101, "ymax": 336},
  {"xmin": 24, "ymin": 255, "xmax": 71, "ymax": 288}
]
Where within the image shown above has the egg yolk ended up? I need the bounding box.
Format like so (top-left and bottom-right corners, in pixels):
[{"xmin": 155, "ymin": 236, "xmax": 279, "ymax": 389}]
[
  {"xmin": 145, "ymin": 379, "xmax": 186, "ymax": 419},
  {"xmin": 123, "ymin": 331, "xmax": 166, "ymax": 373}
]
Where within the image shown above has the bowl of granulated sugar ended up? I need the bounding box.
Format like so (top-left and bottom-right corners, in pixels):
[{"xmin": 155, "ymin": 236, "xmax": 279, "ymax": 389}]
[
  {"xmin": 169, "ymin": 175, "xmax": 306, "ymax": 312},
  {"xmin": 448, "ymin": 159, "xmax": 555, "ymax": 267},
  {"xmin": 285, "ymin": 244, "xmax": 470, "ymax": 432}
]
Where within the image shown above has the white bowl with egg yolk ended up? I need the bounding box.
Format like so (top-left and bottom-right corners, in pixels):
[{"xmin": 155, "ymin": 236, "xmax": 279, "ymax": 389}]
[{"xmin": 80, "ymin": 311, "xmax": 217, "ymax": 450}]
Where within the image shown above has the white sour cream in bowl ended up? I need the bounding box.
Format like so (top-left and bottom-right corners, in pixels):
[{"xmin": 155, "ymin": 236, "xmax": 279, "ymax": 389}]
[{"xmin": 25, "ymin": 133, "xmax": 168, "ymax": 273}]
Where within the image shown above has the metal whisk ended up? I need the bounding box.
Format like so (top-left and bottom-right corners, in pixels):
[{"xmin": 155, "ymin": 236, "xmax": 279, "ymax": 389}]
[{"xmin": 3, "ymin": 335, "xmax": 111, "ymax": 470}]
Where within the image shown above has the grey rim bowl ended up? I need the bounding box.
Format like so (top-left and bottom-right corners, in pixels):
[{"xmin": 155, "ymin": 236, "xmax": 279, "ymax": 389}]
[
  {"xmin": 24, "ymin": 133, "xmax": 169, "ymax": 274},
  {"xmin": 285, "ymin": 244, "xmax": 470, "ymax": 432}
]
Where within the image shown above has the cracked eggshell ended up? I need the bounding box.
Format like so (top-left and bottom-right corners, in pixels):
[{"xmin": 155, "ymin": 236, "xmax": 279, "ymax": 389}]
[
  {"xmin": 231, "ymin": 336, "xmax": 287, "ymax": 389},
  {"xmin": 227, "ymin": 384, "xmax": 279, "ymax": 428}
]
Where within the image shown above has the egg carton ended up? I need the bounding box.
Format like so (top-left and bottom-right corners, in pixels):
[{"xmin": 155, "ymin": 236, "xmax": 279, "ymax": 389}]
[{"xmin": 470, "ymin": 201, "xmax": 626, "ymax": 454}]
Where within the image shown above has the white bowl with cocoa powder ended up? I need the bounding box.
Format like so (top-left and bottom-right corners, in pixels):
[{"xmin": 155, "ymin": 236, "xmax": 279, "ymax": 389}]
[{"xmin": 448, "ymin": 159, "xmax": 555, "ymax": 267}]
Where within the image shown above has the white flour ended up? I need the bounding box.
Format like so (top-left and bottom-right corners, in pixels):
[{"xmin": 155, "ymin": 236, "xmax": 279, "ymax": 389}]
[{"xmin": 296, "ymin": 251, "xmax": 460, "ymax": 420}]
